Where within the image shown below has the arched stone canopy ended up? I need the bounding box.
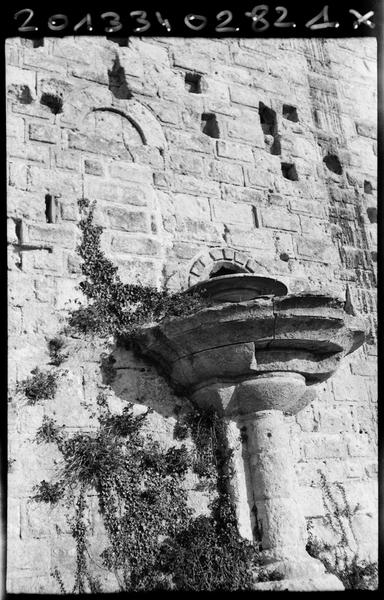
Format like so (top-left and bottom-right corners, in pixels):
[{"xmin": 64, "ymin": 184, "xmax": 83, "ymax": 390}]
[
  {"xmin": 188, "ymin": 246, "xmax": 271, "ymax": 288},
  {"xmin": 58, "ymin": 84, "xmax": 167, "ymax": 149}
]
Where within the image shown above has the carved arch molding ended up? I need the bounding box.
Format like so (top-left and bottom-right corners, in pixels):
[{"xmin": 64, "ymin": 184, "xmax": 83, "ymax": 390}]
[
  {"xmin": 188, "ymin": 247, "xmax": 270, "ymax": 288},
  {"xmin": 58, "ymin": 84, "xmax": 167, "ymax": 149}
]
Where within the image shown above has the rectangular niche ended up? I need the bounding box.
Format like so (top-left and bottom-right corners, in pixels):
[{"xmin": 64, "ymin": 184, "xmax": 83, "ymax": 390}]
[
  {"xmin": 281, "ymin": 163, "xmax": 298, "ymax": 181},
  {"xmin": 45, "ymin": 195, "xmax": 60, "ymax": 224},
  {"xmin": 201, "ymin": 113, "xmax": 220, "ymax": 138},
  {"xmin": 185, "ymin": 72, "xmax": 202, "ymax": 93},
  {"xmin": 283, "ymin": 104, "xmax": 299, "ymax": 122}
]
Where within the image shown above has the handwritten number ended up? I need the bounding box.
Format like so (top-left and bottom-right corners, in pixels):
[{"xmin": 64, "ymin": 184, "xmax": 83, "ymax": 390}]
[
  {"xmin": 14, "ymin": 8, "xmax": 38, "ymax": 32},
  {"xmin": 184, "ymin": 14, "xmax": 207, "ymax": 31},
  {"xmin": 155, "ymin": 12, "xmax": 171, "ymax": 32},
  {"xmin": 74, "ymin": 14, "xmax": 93, "ymax": 32},
  {"xmin": 130, "ymin": 11, "xmax": 151, "ymax": 33},
  {"xmin": 306, "ymin": 5, "xmax": 339, "ymax": 30},
  {"xmin": 101, "ymin": 12, "xmax": 122, "ymax": 33},
  {"xmin": 245, "ymin": 5, "xmax": 270, "ymax": 32},
  {"xmin": 216, "ymin": 10, "xmax": 239, "ymax": 33},
  {"xmin": 48, "ymin": 14, "xmax": 68, "ymax": 32},
  {"xmin": 274, "ymin": 6, "xmax": 296, "ymax": 28}
]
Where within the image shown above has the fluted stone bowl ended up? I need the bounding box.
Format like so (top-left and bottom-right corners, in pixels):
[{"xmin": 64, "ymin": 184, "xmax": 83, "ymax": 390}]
[
  {"xmin": 187, "ymin": 273, "xmax": 288, "ymax": 303},
  {"xmin": 135, "ymin": 276, "xmax": 367, "ymax": 415}
]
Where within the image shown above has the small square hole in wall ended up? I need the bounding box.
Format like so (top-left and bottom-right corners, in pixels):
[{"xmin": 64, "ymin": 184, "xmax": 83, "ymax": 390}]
[
  {"xmin": 364, "ymin": 180, "xmax": 373, "ymax": 194},
  {"xmin": 281, "ymin": 163, "xmax": 298, "ymax": 181},
  {"xmin": 367, "ymin": 207, "xmax": 377, "ymax": 223},
  {"xmin": 185, "ymin": 72, "xmax": 202, "ymax": 93},
  {"xmin": 259, "ymin": 102, "xmax": 277, "ymax": 136},
  {"xmin": 45, "ymin": 195, "xmax": 59, "ymax": 224},
  {"xmin": 201, "ymin": 113, "xmax": 220, "ymax": 138},
  {"xmin": 40, "ymin": 93, "xmax": 63, "ymax": 115},
  {"xmin": 323, "ymin": 154, "xmax": 342, "ymax": 175},
  {"xmin": 282, "ymin": 104, "xmax": 299, "ymax": 122},
  {"xmin": 15, "ymin": 219, "xmax": 22, "ymax": 244}
]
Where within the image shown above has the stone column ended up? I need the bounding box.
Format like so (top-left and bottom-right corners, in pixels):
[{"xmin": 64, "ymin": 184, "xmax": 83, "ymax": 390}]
[{"xmin": 241, "ymin": 408, "xmax": 343, "ymax": 590}]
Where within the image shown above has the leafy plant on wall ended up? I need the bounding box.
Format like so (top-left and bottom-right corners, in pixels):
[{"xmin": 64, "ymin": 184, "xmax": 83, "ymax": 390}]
[
  {"xmin": 27, "ymin": 199, "xmax": 264, "ymax": 592},
  {"xmin": 306, "ymin": 472, "xmax": 378, "ymax": 590}
]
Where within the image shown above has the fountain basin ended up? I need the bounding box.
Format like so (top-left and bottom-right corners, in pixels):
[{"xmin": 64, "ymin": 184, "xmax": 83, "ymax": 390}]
[
  {"xmin": 136, "ymin": 291, "xmax": 367, "ymax": 414},
  {"xmin": 134, "ymin": 275, "xmax": 368, "ymax": 589},
  {"xmin": 187, "ymin": 273, "xmax": 288, "ymax": 302}
]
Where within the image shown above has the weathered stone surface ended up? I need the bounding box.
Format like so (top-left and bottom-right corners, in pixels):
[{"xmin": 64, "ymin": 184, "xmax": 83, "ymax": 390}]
[{"xmin": 6, "ymin": 36, "xmax": 377, "ymax": 593}]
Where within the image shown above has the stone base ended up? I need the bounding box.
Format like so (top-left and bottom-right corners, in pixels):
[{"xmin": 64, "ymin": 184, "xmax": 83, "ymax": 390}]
[{"xmin": 253, "ymin": 574, "xmax": 344, "ymax": 591}]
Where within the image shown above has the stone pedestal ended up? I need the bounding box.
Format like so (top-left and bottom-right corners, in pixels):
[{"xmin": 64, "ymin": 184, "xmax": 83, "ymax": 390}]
[
  {"xmin": 135, "ymin": 285, "xmax": 367, "ymax": 591},
  {"xmin": 242, "ymin": 409, "xmax": 343, "ymax": 590},
  {"xmin": 196, "ymin": 374, "xmax": 344, "ymax": 590}
]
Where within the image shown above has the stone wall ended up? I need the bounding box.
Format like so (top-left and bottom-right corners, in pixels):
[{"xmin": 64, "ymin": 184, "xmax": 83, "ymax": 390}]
[{"xmin": 7, "ymin": 36, "xmax": 377, "ymax": 592}]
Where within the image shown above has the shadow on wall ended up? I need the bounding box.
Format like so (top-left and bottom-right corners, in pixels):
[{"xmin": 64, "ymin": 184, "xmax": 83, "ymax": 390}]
[{"xmin": 100, "ymin": 341, "xmax": 192, "ymax": 422}]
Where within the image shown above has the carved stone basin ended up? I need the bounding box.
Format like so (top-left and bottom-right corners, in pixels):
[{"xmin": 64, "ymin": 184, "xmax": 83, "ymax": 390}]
[
  {"xmin": 135, "ymin": 274, "xmax": 368, "ymax": 591},
  {"xmin": 136, "ymin": 279, "xmax": 367, "ymax": 415},
  {"xmin": 187, "ymin": 273, "xmax": 288, "ymax": 303}
]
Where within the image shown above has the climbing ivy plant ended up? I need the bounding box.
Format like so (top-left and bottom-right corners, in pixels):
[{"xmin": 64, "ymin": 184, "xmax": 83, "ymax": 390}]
[
  {"xmin": 30, "ymin": 199, "xmax": 263, "ymax": 592},
  {"xmin": 34, "ymin": 399, "xmax": 261, "ymax": 592},
  {"xmin": 306, "ymin": 472, "xmax": 378, "ymax": 590},
  {"xmin": 68, "ymin": 199, "xmax": 204, "ymax": 338}
]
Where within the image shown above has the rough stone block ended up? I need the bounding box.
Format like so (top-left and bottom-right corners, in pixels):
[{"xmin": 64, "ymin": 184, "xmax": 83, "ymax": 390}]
[
  {"xmin": 67, "ymin": 132, "xmax": 128, "ymax": 158},
  {"xmin": 345, "ymin": 433, "xmax": 372, "ymax": 458},
  {"xmin": 178, "ymin": 218, "xmax": 222, "ymax": 244},
  {"xmin": 54, "ymin": 150, "xmax": 80, "ymax": 171},
  {"xmin": 172, "ymin": 49, "xmax": 211, "ymax": 73},
  {"xmin": 7, "ymin": 114, "xmax": 25, "ymax": 139},
  {"xmin": 130, "ymin": 147, "xmax": 164, "ymax": 169},
  {"xmin": 355, "ymin": 121, "xmax": 376, "ymax": 139},
  {"xmin": 289, "ymin": 198, "xmax": 325, "ymax": 218},
  {"xmin": 168, "ymin": 150, "xmax": 205, "ymax": 176},
  {"xmin": 7, "ymin": 539, "xmax": 51, "ymax": 576},
  {"xmin": 245, "ymin": 163, "xmax": 277, "ymax": 188},
  {"xmin": 27, "ymin": 166, "xmax": 81, "ymax": 195},
  {"xmin": 300, "ymin": 487, "xmax": 325, "ymax": 517},
  {"xmin": 8, "ymin": 139, "xmax": 50, "ymax": 165},
  {"xmin": 111, "ymin": 235, "xmax": 162, "ymax": 256},
  {"xmin": 8, "ymin": 161, "xmax": 28, "ymax": 190},
  {"xmin": 54, "ymin": 278, "xmax": 83, "ymax": 310},
  {"xmin": 227, "ymin": 227, "xmax": 275, "ymax": 252},
  {"xmin": 216, "ymin": 140, "xmax": 253, "ymax": 162},
  {"xmin": 84, "ymin": 178, "xmax": 155, "ymax": 207},
  {"xmin": 6, "ymin": 66, "xmax": 36, "ymax": 95},
  {"xmin": 296, "ymin": 237, "xmax": 338, "ymax": 264},
  {"xmin": 207, "ymin": 160, "xmax": 244, "ymax": 185},
  {"xmin": 232, "ymin": 50, "xmax": 266, "ymax": 72},
  {"xmin": 173, "ymin": 242, "xmax": 204, "ymax": 260},
  {"xmin": 108, "ymin": 162, "xmax": 153, "ymax": 184},
  {"xmin": 166, "ymin": 129, "xmax": 214, "ymax": 155},
  {"xmin": 332, "ymin": 371, "xmax": 369, "ymax": 404},
  {"xmin": 226, "ymin": 119, "xmax": 264, "ymax": 145},
  {"xmin": 229, "ymin": 84, "xmax": 260, "ymax": 108},
  {"xmin": 70, "ymin": 63, "xmax": 108, "ymax": 84},
  {"xmin": 318, "ymin": 406, "xmax": 355, "ymax": 434},
  {"xmin": 173, "ymin": 194, "xmax": 210, "ymax": 220},
  {"xmin": 211, "ymin": 199, "xmax": 253, "ymax": 226},
  {"xmin": 25, "ymin": 223, "xmax": 75, "ymax": 249},
  {"xmin": 105, "ymin": 206, "xmax": 149, "ymax": 232},
  {"xmin": 222, "ymin": 184, "xmax": 264, "ymax": 205},
  {"xmin": 303, "ymin": 434, "xmax": 346, "ymax": 459},
  {"xmin": 261, "ymin": 208, "xmax": 300, "ymax": 232},
  {"xmin": 29, "ymin": 123, "xmax": 59, "ymax": 145},
  {"xmin": 23, "ymin": 49, "xmax": 67, "ymax": 75},
  {"xmin": 171, "ymin": 174, "xmax": 220, "ymax": 197}
]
